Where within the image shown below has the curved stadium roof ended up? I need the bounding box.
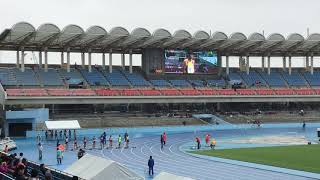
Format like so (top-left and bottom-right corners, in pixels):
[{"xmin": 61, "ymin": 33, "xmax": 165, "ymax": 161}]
[{"xmin": 0, "ymin": 22, "xmax": 320, "ymax": 56}]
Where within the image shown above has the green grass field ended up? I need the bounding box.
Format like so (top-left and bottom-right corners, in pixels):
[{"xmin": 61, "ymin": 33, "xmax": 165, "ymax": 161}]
[{"xmin": 191, "ymin": 144, "xmax": 320, "ymax": 173}]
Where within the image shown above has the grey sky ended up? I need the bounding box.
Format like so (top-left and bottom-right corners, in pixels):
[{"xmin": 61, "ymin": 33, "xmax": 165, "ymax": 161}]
[{"xmin": 0, "ymin": 0, "xmax": 319, "ymax": 67}]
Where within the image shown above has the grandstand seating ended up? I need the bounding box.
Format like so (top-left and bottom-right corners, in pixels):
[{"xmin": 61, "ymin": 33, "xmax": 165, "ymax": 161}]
[
  {"xmin": 47, "ymin": 89, "xmax": 95, "ymax": 96},
  {"xmin": 14, "ymin": 68, "xmax": 39, "ymax": 86},
  {"xmin": 59, "ymin": 69, "xmax": 85, "ymax": 85},
  {"xmin": 259, "ymin": 71, "xmax": 287, "ymax": 87},
  {"xmin": 159, "ymin": 89, "xmax": 181, "ymax": 96},
  {"xmin": 189, "ymin": 80, "xmax": 205, "ymax": 87},
  {"xmin": 199, "ymin": 89, "xmax": 219, "ymax": 95},
  {"xmin": 216, "ymin": 89, "xmax": 237, "ymax": 95},
  {"xmin": 235, "ymin": 89, "xmax": 256, "ymax": 95},
  {"xmin": 0, "ymin": 68, "xmax": 17, "ymax": 86},
  {"xmin": 207, "ymin": 79, "xmax": 226, "ymax": 88},
  {"xmin": 139, "ymin": 89, "xmax": 162, "ymax": 96},
  {"xmin": 313, "ymin": 88, "xmax": 320, "ymax": 95},
  {"xmin": 239, "ymin": 71, "xmax": 267, "ymax": 87},
  {"xmin": 122, "ymin": 71, "xmax": 150, "ymax": 87},
  {"xmin": 6, "ymin": 88, "xmax": 48, "ymax": 96},
  {"xmin": 274, "ymin": 88, "xmax": 295, "ymax": 95},
  {"xmin": 228, "ymin": 72, "xmax": 243, "ymax": 82},
  {"xmin": 179, "ymin": 89, "xmax": 202, "ymax": 95},
  {"xmin": 282, "ymin": 72, "xmax": 307, "ymax": 87},
  {"xmin": 255, "ymin": 88, "xmax": 274, "ymax": 95},
  {"xmin": 294, "ymin": 88, "xmax": 315, "ymax": 95},
  {"xmin": 168, "ymin": 80, "xmax": 191, "ymax": 87},
  {"xmin": 95, "ymin": 89, "xmax": 119, "ymax": 96},
  {"xmin": 149, "ymin": 79, "xmax": 171, "ymax": 87},
  {"xmin": 101, "ymin": 69, "xmax": 130, "ymax": 87},
  {"xmin": 79, "ymin": 68, "xmax": 109, "ymax": 86},
  {"xmin": 303, "ymin": 71, "xmax": 320, "ymax": 87},
  {"xmin": 36, "ymin": 68, "xmax": 64, "ymax": 86},
  {"xmin": 118, "ymin": 89, "xmax": 141, "ymax": 96}
]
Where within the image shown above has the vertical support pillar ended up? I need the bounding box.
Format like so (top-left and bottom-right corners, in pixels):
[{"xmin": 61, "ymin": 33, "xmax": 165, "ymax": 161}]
[
  {"xmin": 67, "ymin": 50, "xmax": 70, "ymax": 73},
  {"xmin": 306, "ymin": 55, "xmax": 309, "ymax": 69},
  {"xmin": 226, "ymin": 55, "xmax": 229, "ymax": 75},
  {"xmin": 44, "ymin": 48, "xmax": 48, "ymax": 72},
  {"xmin": 246, "ymin": 55, "xmax": 250, "ymax": 75},
  {"xmin": 288, "ymin": 55, "xmax": 292, "ymax": 75},
  {"xmin": 121, "ymin": 53, "xmax": 125, "ymax": 70},
  {"xmin": 81, "ymin": 52, "xmax": 85, "ymax": 68},
  {"xmin": 261, "ymin": 56, "xmax": 265, "ymax": 72},
  {"xmin": 60, "ymin": 52, "xmax": 64, "ymax": 68},
  {"xmin": 282, "ymin": 56, "xmax": 286, "ymax": 71},
  {"xmin": 310, "ymin": 53, "xmax": 314, "ymax": 75},
  {"xmin": 238, "ymin": 56, "xmax": 242, "ymax": 68},
  {"xmin": 267, "ymin": 55, "xmax": 271, "ymax": 75},
  {"xmin": 129, "ymin": 50, "xmax": 133, "ymax": 73},
  {"xmin": 21, "ymin": 48, "xmax": 25, "ymax": 72},
  {"xmin": 39, "ymin": 51, "xmax": 42, "ymax": 68},
  {"xmin": 16, "ymin": 50, "xmax": 20, "ymax": 68},
  {"xmin": 109, "ymin": 49, "xmax": 113, "ymax": 73},
  {"xmin": 102, "ymin": 53, "xmax": 106, "ymax": 70},
  {"xmin": 88, "ymin": 50, "xmax": 92, "ymax": 73}
]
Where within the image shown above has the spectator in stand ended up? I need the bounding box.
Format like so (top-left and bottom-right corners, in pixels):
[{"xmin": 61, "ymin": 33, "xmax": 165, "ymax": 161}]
[
  {"xmin": 4, "ymin": 145, "xmax": 9, "ymax": 153},
  {"xmin": 45, "ymin": 170, "xmax": 53, "ymax": 180},
  {"xmin": 18, "ymin": 153, "xmax": 24, "ymax": 162},
  {"xmin": 0, "ymin": 162, "xmax": 8, "ymax": 173},
  {"xmin": 30, "ymin": 169, "xmax": 40, "ymax": 180},
  {"xmin": 15, "ymin": 164, "xmax": 28, "ymax": 180}
]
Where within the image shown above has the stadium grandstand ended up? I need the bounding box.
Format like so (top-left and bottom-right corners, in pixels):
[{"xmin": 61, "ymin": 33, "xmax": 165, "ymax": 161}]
[{"xmin": 1, "ymin": 22, "xmax": 320, "ymax": 180}]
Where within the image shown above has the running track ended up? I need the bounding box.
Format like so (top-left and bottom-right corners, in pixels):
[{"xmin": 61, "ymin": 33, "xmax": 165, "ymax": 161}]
[{"xmin": 88, "ymin": 132, "xmax": 314, "ymax": 180}]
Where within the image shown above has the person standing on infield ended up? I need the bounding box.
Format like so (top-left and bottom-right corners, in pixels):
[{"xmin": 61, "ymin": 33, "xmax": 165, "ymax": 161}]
[{"xmin": 148, "ymin": 156, "xmax": 154, "ymax": 176}]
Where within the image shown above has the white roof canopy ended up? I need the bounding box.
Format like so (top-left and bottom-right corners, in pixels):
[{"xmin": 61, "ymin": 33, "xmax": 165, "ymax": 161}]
[
  {"xmin": 1, "ymin": 22, "xmax": 320, "ymax": 56},
  {"xmin": 153, "ymin": 172, "xmax": 195, "ymax": 180},
  {"xmin": 65, "ymin": 154, "xmax": 144, "ymax": 180},
  {"xmin": 45, "ymin": 120, "xmax": 81, "ymax": 130}
]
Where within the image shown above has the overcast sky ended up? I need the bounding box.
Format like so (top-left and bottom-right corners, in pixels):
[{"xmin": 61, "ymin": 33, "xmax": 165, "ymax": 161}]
[{"xmin": 0, "ymin": 0, "xmax": 319, "ymax": 67}]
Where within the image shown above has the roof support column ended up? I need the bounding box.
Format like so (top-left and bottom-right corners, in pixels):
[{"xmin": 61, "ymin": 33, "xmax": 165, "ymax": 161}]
[
  {"xmin": 44, "ymin": 51, "xmax": 48, "ymax": 72},
  {"xmin": 238, "ymin": 56, "xmax": 242, "ymax": 68},
  {"xmin": 306, "ymin": 55, "xmax": 309, "ymax": 70},
  {"xmin": 39, "ymin": 51, "xmax": 42, "ymax": 69},
  {"xmin": 267, "ymin": 55, "xmax": 271, "ymax": 75},
  {"xmin": 67, "ymin": 49, "xmax": 70, "ymax": 73},
  {"xmin": 261, "ymin": 56, "xmax": 265, "ymax": 72},
  {"xmin": 121, "ymin": 53, "xmax": 125, "ymax": 70},
  {"xmin": 109, "ymin": 50, "xmax": 113, "ymax": 73},
  {"xmin": 81, "ymin": 52, "xmax": 85, "ymax": 68},
  {"xmin": 21, "ymin": 47, "xmax": 25, "ymax": 72},
  {"xmin": 60, "ymin": 52, "xmax": 64, "ymax": 68},
  {"xmin": 288, "ymin": 55, "xmax": 292, "ymax": 75},
  {"xmin": 282, "ymin": 56, "xmax": 286, "ymax": 72},
  {"xmin": 129, "ymin": 50, "xmax": 133, "ymax": 74},
  {"xmin": 310, "ymin": 53, "xmax": 314, "ymax": 75},
  {"xmin": 226, "ymin": 55, "xmax": 229, "ymax": 75},
  {"xmin": 246, "ymin": 55, "xmax": 250, "ymax": 75},
  {"xmin": 44, "ymin": 48, "xmax": 48, "ymax": 72},
  {"xmin": 16, "ymin": 50, "xmax": 20, "ymax": 68},
  {"xmin": 88, "ymin": 50, "xmax": 92, "ymax": 73},
  {"xmin": 102, "ymin": 53, "xmax": 106, "ymax": 70}
]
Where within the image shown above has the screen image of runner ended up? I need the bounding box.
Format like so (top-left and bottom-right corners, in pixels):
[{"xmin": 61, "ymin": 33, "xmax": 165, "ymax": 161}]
[{"xmin": 164, "ymin": 50, "xmax": 218, "ymax": 74}]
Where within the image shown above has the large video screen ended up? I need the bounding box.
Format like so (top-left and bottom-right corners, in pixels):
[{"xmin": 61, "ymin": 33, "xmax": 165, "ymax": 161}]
[{"xmin": 164, "ymin": 50, "xmax": 218, "ymax": 74}]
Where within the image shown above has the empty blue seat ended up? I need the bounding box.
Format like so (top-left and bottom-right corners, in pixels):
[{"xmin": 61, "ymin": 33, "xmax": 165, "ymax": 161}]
[
  {"xmin": 0, "ymin": 68, "xmax": 17, "ymax": 86},
  {"xmin": 122, "ymin": 71, "xmax": 149, "ymax": 87},
  {"xmin": 13, "ymin": 68, "xmax": 39, "ymax": 86},
  {"xmin": 207, "ymin": 79, "xmax": 226, "ymax": 87},
  {"xmin": 259, "ymin": 71, "xmax": 286, "ymax": 87},
  {"xmin": 304, "ymin": 71, "xmax": 320, "ymax": 87},
  {"xmin": 240, "ymin": 71, "xmax": 266, "ymax": 86},
  {"xmin": 282, "ymin": 72, "xmax": 306, "ymax": 87},
  {"xmin": 169, "ymin": 80, "xmax": 190, "ymax": 87},
  {"xmin": 36, "ymin": 68, "xmax": 64, "ymax": 86},
  {"xmin": 102, "ymin": 69, "xmax": 130, "ymax": 86},
  {"xmin": 150, "ymin": 80, "xmax": 171, "ymax": 87},
  {"xmin": 80, "ymin": 68, "xmax": 109, "ymax": 86}
]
